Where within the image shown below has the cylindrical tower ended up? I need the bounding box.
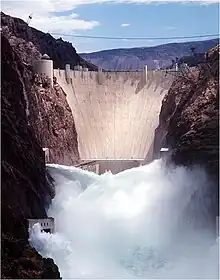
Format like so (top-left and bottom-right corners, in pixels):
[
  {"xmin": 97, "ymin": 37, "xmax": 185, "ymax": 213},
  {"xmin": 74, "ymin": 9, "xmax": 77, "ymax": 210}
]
[{"xmin": 33, "ymin": 54, "xmax": 53, "ymax": 86}]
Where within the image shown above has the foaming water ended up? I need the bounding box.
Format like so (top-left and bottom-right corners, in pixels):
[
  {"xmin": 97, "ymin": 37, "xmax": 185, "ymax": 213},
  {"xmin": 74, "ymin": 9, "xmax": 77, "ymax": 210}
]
[{"xmin": 29, "ymin": 160, "xmax": 219, "ymax": 279}]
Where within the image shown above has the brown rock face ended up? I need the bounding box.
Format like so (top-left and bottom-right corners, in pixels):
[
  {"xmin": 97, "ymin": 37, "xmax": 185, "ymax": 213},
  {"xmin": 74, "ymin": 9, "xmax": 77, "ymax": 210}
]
[
  {"xmin": 29, "ymin": 74, "xmax": 80, "ymax": 164},
  {"xmin": 1, "ymin": 11, "xmax": 84, "ymax": 165},
  {"xmin": 154, "ymin": 45, "xmax": 219, "ymax": 220},
  {"xmin": 1, "ymin": 34, "xmax": 61, "ymax": 278},
  {"xmin": 1, "ymin": 12, "xmax": 81, "ymax": 165}
]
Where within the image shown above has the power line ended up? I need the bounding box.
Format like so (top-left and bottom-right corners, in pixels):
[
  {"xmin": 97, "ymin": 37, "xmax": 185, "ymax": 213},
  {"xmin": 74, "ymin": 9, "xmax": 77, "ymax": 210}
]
[{"xmin": 50, "ymin": 32, "xmax": 219, "ymax": 41}]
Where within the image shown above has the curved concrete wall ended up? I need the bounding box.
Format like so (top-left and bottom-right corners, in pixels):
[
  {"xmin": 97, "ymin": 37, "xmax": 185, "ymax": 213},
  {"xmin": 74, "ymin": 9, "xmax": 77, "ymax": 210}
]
[{"xmin": 54, "ymin": 69, "xmax": 174, "ymax": 160}]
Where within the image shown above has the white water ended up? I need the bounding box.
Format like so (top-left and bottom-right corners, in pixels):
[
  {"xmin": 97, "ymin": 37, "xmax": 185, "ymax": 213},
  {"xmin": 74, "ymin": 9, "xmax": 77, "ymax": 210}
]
[{"xmin": 29, "ymin": 159, "xmax": 219, "ymax": 279}]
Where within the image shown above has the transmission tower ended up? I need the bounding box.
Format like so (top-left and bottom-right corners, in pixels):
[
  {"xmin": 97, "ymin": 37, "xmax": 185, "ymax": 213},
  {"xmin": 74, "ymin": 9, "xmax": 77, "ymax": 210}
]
[
  {"xmin": 153, "ymin": 60, "xmax": 161, "ymax": 71},
  {"xmin": 27, "ymin": 13, "xmax": 33, "ymax": 25}
]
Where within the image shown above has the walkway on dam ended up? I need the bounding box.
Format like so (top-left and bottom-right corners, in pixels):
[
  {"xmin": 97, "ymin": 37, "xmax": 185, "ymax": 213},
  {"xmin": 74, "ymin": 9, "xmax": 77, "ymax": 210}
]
[{"xmin": 54, "ymin": 68, "xmax": 174, "ymax": 161}]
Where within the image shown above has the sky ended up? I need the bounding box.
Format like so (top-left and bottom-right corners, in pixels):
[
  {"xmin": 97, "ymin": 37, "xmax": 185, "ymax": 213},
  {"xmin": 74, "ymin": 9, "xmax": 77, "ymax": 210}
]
[{"xmin": 1, "ymin": 0, "xmax": 219, "ymax": 53}]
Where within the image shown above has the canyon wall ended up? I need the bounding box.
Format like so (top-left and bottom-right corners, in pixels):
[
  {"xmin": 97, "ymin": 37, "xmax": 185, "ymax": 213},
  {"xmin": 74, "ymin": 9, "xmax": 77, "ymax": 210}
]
[
  {"xmin": 29, "ymin": 74, "xmax": 80, "ymax": 165},
  {"xmin": 2, "ymin": 34, "xmax": 61, "ymax": 279},
  {"xmin": 1, "ymin": 12, "xmax": 87, "ymax": 278},
  {"xmin": 154, "ymin": 45, "xmax": 219, "ymax": 222},
  {"xmin": 2, "ymin": 12, "xmax": 80, "ymax": 165}
]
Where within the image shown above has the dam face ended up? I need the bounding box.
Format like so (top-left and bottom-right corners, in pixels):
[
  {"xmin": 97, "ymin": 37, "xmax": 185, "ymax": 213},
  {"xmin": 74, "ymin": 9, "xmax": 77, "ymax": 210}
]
[{"xmin": 54, "ymin": 68, "xmax": 174, "ymax": 161}]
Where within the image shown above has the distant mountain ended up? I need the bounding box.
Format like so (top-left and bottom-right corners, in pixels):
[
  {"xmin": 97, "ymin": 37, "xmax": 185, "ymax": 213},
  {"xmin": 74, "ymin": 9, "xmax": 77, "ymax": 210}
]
[{"xmin": 80, "ymin": 39, "xmax": 219, "ymax": 71}]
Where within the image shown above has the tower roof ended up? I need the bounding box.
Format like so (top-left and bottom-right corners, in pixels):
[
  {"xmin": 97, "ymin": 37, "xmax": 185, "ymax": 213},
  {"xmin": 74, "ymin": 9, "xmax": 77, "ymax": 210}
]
[{"xmin": 42, "ymin": 54, "xmax": 51, "ymax": 60}]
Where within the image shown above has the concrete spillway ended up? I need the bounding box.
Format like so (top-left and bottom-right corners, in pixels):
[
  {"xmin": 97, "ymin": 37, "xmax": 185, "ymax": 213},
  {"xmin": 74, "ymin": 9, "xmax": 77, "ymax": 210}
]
[{"xmin": 54, "ymin": 68, "xmax": 174, "ymax": 161}]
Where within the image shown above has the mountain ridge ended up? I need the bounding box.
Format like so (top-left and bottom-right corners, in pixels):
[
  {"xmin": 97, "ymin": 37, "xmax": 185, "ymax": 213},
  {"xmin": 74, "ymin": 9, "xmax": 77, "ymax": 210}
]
[{"xmin": 80, "ymin": 38, "xmax": 219, "ymax": 70}]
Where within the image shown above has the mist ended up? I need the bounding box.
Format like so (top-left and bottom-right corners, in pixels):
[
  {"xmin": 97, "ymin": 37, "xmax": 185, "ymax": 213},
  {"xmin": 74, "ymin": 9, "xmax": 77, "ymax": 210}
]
[{"xmin": 29, "ymin": 159, "xmax": 219, "ymax": 279}]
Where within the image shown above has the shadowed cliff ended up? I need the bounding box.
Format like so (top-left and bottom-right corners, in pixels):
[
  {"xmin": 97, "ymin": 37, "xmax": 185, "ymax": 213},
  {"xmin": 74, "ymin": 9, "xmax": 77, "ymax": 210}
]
[
  {"xmin": 1, "ymin": 34, "xmax": 61, "ymax": 279},
  {"xmin": 2, "ymin": 11, "xmax": 80, "ymax": 165},
  {"xmin": 1, "ymin": 12, "xmax": 86, "ymax": 276},
  {"xmin": 154, "ymin": 45, "xmax": 219, "ymax": 223}
]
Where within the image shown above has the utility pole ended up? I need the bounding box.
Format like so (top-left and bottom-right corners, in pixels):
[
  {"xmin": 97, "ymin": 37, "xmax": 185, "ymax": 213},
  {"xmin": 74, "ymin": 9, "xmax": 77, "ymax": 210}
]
[
  {"xmin": 190, "ymin": 46, "xmax": 197, "ymax": 56},
  {"xmin": 27, "ymin": 13, "xmax": 33, "ymax": 25},
  {"xmin": 154, "ymin": 60, "xmax": 160, "ymax": 71}
]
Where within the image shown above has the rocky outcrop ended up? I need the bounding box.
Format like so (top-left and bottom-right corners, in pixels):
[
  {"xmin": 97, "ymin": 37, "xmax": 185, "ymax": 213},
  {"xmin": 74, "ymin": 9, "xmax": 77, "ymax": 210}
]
[
  {"xmin": 1, "ymin": 12, "xmax": 97, "ymax": 71},
  {"xmin": 2, "ymin": 34, "xmax": 61, "ymax": 278},
  {"xmin": 2, "ymin": 12, "xmax": 81, "ymax": 165},
  {"xmin": 29, "ymin": 74, "xmax": 80, "ymax": 164},
  {"xmin": 154, "ymin": 45, "xmax": 219, "ymax": 220}
]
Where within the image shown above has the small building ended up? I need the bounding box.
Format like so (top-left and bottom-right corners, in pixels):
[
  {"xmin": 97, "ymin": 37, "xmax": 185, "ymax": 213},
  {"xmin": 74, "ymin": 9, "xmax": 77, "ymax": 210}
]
[
  {"xmin": 160, "ymin": 147, "xmax": 169, "ymax": 158},
  {"xmin": 27, "ymin": 217, "xmax": 55, "ymax": 234}
]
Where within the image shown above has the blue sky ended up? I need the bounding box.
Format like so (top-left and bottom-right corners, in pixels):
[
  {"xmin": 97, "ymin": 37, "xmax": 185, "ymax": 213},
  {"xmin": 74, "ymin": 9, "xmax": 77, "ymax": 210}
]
[
  {"xmin": 74, "ymin": 2, "xmax": 219, "ymax": 52},
  {"xmin": 2, "ymin": 1, "xmax": 219, "ymax": 53}
]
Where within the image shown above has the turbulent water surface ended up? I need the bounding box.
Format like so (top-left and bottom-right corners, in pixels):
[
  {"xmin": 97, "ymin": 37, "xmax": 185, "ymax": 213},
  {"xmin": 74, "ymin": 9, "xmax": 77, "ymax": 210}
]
[{"xmin": 29, "ymin": 159, "xmax": 219, "ymax": 279}]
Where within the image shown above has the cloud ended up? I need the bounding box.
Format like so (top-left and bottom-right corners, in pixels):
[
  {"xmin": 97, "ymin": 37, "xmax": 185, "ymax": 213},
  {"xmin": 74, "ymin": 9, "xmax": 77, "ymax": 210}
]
[
  {"xmin": 121, "ymin": 23, "xmax": 130, "ymax": 27},
  {"xmin": 198, "ymin": 0, "xmax": 219, "ymax": 4},
  {"xmin": 32, "ymin": 14, "xmax": 99, "ymax": 33},
  {"xmin": 1, "ymin": 0, "xmax": 217, "ymax": 35},
  {"xmin": 118, "ymin": 0, "xmax": 218, "ymax": 3},
  {"xmin": 1, "ymin": 0, "xmax": 100, "ymax": 33},
  {"xmin": 165, "ymin": 26, "xmax": 177, "ymax": 30}
]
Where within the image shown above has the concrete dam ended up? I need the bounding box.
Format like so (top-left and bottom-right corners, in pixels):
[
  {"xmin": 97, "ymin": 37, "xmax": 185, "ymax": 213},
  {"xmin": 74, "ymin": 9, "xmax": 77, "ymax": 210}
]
[
  {"xmin": 53, "ymin": 66, "xmax": 174, "ymax": 161},
  {"xmin": 34, "ymin": 56, "xmax": 174, "ymax": 170}
]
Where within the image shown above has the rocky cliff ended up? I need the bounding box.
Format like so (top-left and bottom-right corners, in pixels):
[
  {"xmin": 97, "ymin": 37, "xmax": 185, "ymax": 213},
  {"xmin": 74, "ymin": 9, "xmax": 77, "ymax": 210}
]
[
  {"xmin": 2, "ymin": 12, "xmax": 80, "ymax": 165},
  {"xmin": 2, "ymin": 34, "xmax": 61, "ymax": 279},
  {"xmin": 29, "ymin": 74, "xmax": 80, "ymax": 165},
  {"xmin": 154, "ymin": 45, "xmax": 219, "ymax": 221},
  {"xmin": 1, "ymin": 13, "xmax": 91, "ymax": 277},
  {"xmin": 1, "ymin": 12, "xmax": 97, "ymax": 71}
]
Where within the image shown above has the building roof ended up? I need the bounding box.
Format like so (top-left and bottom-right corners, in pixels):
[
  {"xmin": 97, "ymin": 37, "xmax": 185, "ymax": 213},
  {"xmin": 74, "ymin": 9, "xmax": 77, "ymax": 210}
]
[
  {"xmin": 160, "ymin": 147, "xmax": 169, "ymax": 152},
  {"xmin": 42, "ymin": 54, "xmax": 51, "ymax": 60}
]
